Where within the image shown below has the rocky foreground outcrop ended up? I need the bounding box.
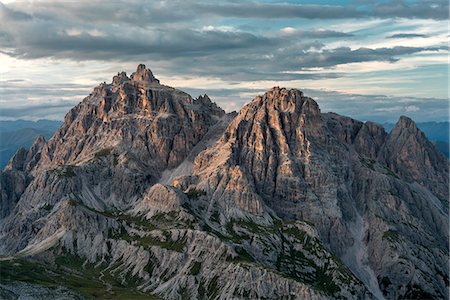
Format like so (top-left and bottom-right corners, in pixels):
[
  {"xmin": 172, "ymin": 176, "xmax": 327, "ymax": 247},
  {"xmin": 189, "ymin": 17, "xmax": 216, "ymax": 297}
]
[{"xmin": 0, "ymin": 65, "xmax": 448, "ymax": 300}]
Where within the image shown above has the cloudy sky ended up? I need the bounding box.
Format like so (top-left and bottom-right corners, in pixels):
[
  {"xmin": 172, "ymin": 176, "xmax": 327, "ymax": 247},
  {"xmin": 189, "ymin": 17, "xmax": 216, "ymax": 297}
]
[{"xmin": 0, "ymin": 0, "xmax": 448, "ymax": 123}]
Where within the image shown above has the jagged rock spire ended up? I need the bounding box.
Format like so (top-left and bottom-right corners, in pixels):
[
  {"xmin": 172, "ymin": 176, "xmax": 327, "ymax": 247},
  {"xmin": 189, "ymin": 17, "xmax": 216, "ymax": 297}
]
[
  {"xmin": 112, "ymin": 71, "xmax": 130, "ymax": 86},
  {"xmin": 130, "ymin": 64, "xmax": 159, "ymax": 83},
  {"xmin": 395, "ymin": 115, "xmax": 418, "ymax": 131}
]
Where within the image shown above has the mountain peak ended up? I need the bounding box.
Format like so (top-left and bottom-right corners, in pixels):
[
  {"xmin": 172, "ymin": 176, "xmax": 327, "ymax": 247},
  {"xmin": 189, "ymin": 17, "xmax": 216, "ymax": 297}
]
[
  {"xmin": 112, "ymin": 71, "xmax": 130, "ymax": 86},
  {"xmin": 396, "ymin": 115, "xmax": 418, "ymax": 131},
  {"xmin": 264, "ymin": 86, "xmax": 304, "ymax": 99},
  {"xmin": 255, "ymin": 87, "xmax": 322, "ymax": 118},
  {"xmin": 130, "ymin": 64, "xmax": 160, "ymax": 83},
  {"xmin": 381, "ymin": 114, "xmax": 448, "ymax": 201},
  {"xmin": 253, "ymin": 87, "xmax": 305, "ymax": 112}
]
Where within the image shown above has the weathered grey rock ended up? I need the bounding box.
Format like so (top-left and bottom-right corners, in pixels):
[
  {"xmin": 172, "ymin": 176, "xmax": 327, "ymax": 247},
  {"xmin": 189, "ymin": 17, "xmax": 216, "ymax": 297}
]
[
  {"xmin": 0, "ymin": 68, "xmax": 447, "ymax": 300},
  {"xmin": 0, "ymin": 135, "xmax": 46, "ymax": 219},
  {"xmin": 0, "ymin": 168, "xmax": 28, "ymax": 219},
  {"xmin": 31, "ymin": 64, "xmax": 225, "ymax": 176},
  {"xmin": 180, "ymin": 87, "xmax": 448, "ymax": 299},
  {"xmin": 379, "ymin": 115, "xmax": 449, "ymax": 203},
  {"xmin": 131, "ymin": 63, "xmax": 159, "ymax": 83}
]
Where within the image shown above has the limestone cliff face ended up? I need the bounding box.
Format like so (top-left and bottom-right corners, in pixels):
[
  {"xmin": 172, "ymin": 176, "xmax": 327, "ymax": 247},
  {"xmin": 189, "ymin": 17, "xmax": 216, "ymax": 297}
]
[
  {"xmin": 34, "ymin": 64, "xmax": 224, "ymax": 175},
  {"xmin": 379, "ymin": 116, "xmax": 448, "ymax": 202},
  {"xmin": 0, "ymin": 67, "xmax": 447, "ymax": 300},
  {"xmin": 0, "ymin": 135, "xmax": 46, "ymax": 218},
  {"xmin": 178, "ymin": 87, "xmax": 448, "ymax": 299}
]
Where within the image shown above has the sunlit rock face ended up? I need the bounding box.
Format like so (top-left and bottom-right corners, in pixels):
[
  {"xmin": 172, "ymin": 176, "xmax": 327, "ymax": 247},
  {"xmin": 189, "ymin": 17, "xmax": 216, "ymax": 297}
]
[{"xmin": 1, "ymin": 65, "xmax": 447, "ymax": 300}]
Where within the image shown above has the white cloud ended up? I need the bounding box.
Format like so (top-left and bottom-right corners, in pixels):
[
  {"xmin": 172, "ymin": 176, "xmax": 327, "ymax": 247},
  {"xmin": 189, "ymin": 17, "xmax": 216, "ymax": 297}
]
[
  {"xmin": 201, "ymin": 25, "xmax": 236, "ymax": 32},
  {"xmin": 375, "ymin": 106, "xmax": 403, "ymax": 112},
  {"xmin": 405, "ymin": 105, "xmax": 420, "ymax": 112},
  {"xmin": 65, "ymin": 28, "xmax": 106, "ymax": 37},
  {"xmin": 280, "ymin": 27, "xmax": 296, "ymax": 34},
  {"xmin": 65, "ymin": 28, "xmax": 83, "ymax": 36}
]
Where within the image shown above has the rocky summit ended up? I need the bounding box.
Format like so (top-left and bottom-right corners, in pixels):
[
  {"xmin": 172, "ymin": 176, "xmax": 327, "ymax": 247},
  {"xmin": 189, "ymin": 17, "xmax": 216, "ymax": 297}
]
[{"xmin": 0, "ymin": 65, "xmax": 448, "ymax": 300}]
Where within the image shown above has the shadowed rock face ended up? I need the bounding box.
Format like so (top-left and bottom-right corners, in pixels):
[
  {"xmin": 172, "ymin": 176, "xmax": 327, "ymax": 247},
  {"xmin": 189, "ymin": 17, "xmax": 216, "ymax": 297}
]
[
  {"xmin": 0, "ymin": 66, "xmax": 447, "ymax": 300},
  {"xmin": 380, "ymin": 116, "xmax": 448, "ymax": 202}
]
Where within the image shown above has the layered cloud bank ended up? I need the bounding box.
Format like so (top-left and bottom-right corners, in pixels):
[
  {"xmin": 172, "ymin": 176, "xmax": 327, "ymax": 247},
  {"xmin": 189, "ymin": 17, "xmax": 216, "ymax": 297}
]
[{"xmin": 0, "ymin": 0, "xmax": 448, "ymax": 122}]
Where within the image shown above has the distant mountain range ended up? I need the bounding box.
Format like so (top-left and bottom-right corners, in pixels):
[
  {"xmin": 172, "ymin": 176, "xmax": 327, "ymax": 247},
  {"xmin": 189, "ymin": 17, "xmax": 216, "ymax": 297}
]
[{"xmin": 0, "ymin": 120, "xmax": 62, "ymax": 169}]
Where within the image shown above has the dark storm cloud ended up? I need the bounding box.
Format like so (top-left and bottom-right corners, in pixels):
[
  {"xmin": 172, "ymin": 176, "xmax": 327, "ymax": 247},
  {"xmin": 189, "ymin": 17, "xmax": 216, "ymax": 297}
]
[
  {"xmin": 27, "ymin": 1, "xmax": 194, "ymax": 26},
  {"xmin": 1, "ymin": 0, "xmax": 445, "ymax": 74},
  {"xmin": 204, "ymin": 0, "xmax": 434, "ymax": 20},
  {"xmin": 195, "ymin": 3, "xmax": 363, "ymax": 19},
  {"xmin": 0, "ymin": 1, "xmax": 362, "ymax": 25},
  {"xmin": 8, "ymin": 0, "xmax": 445, "ymax": 23},
  {"xmin": 0, "ymin": 1, "xmax": 442, "ymax": 81},
  {"xmin": 387, "ymin": 33, "xmax": 429, "ymax": 39},
  {"xmin": 372, "ymin": 1, "xmax": 448, "ymax": 20},
  {"xmin": 0, "ymin": 2, "xmax": 273, "ymax": 61},
  {"xmin": 280, "ymin": 29, "xmax": 354, "ymax": 38},
  {"xmin": 3, "ymin": 28, "xmax": 272, "ymax": 60},
  {"xmin": 205, "ymin": 1, "xmax": 447, "ymax": 20}
]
